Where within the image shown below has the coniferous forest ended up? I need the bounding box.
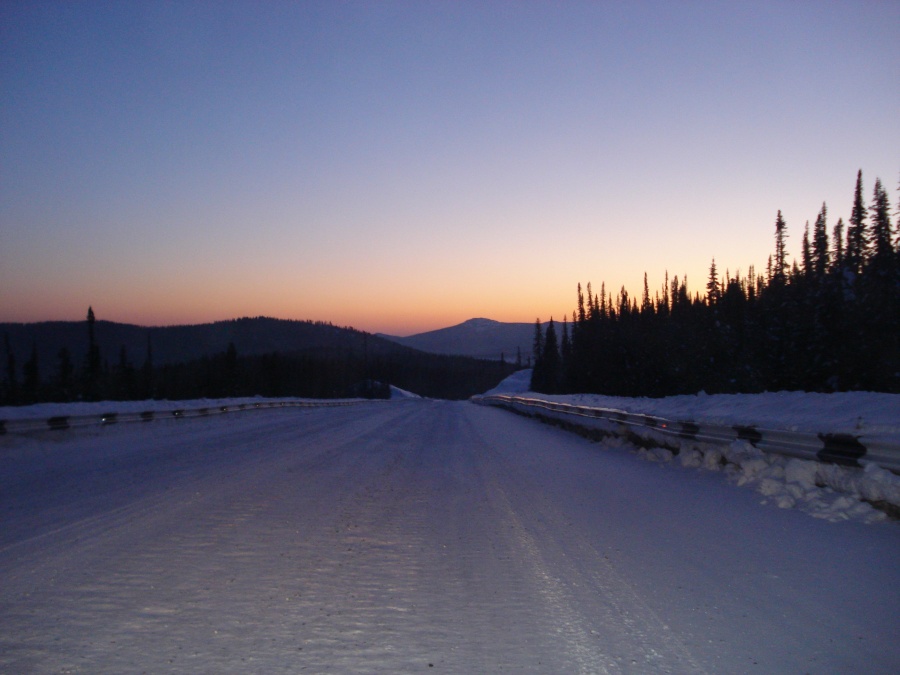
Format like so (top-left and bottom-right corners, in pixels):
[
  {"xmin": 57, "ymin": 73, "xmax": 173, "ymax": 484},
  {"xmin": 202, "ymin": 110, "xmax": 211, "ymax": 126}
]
[
  {"xmin": 1, "ymin": 315, "xmax": 517, "ymax": 404},
  {"xmin": 532, "ymin": 170, "xmax": 900, "ymax": 396}
]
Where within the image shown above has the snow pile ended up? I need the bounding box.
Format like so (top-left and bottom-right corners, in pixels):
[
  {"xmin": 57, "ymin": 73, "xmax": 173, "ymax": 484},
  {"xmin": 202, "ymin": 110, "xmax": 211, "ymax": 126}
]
[
  {"xmin": 482, "ymin": 368, "xmax": 533, "ymax": 395},
  {"xmin": 389, "ymin": 385, "xmax": 421, "ymax": 399},
  {"xmin": 482, "ymin": 372, "xmax": 900, "ymax": 522},
  {"xmin": 637, "ymin": 439, "xmax": 900, "ymax": 523}
]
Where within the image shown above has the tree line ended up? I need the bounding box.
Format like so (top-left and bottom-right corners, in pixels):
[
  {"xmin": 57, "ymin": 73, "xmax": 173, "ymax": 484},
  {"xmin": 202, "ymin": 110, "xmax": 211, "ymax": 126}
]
[
  {"xmin": 2, "ymin": 311, "xmax": 517, "ymax": 404},
  {"xmin": 532, "ymin": 170, "xmax": 900, "ymax": 396}
]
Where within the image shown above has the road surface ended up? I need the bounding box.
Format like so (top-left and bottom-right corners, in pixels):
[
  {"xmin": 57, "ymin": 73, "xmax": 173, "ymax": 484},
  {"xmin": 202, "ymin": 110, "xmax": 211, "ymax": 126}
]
[{"xmin": 1, "ymin": 400, "xmax": 897, "ymax": 673}]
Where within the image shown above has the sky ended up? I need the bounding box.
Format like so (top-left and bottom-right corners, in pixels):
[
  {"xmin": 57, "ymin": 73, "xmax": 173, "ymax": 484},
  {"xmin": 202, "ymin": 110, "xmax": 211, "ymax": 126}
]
[{"xmin": 1, "ymin": 1, "xmax": 898, "ymax": 336}]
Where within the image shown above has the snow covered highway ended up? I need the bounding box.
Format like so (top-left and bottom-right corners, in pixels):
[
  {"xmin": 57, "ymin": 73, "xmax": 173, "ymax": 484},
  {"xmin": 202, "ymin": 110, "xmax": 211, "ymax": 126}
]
[{"xmin": 1, "ymin": 400, "xmax": 897, "ymax": 673}]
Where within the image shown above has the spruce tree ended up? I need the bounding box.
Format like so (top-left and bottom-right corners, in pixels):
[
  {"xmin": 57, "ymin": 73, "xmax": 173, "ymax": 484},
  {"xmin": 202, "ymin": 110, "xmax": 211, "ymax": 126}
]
[
  {"xmin": 577, "ymin": 283, "xmax": 586, "ymax": 324},
  {"xmin": 832, "ymin": 218, "xmax": 845, "ymax": 271},
  {"xmin": 706, "ymin": 259, "xmax": 720, "ymax": 304},
  {"xmin": 813, "ymin": 203, "xmax": 829, "ymax": 279},
  {"xmin": 774, "ymin": 211, "xmax": 789, "ymax": 282},
  {"xmin": 801, "ymin": 221, "xmax": 812, "ymax": 280},
  {"xmin": 84, "ymin": 306, "xmax": 102, "ymax": 400},
  {"xmin": 847, "ymin": 169, "xmax": 868, "ymax": 276},
  {"xmin": 641, "ymin": 273, "xmax": 652, "ymax": 315},
  {"xmin": 541, "ymin": 318, "xmax": 561, "ymax": 394},
  {"xmin": 868, "ymin": 178, "xmax": 894, "ymax": 275}
]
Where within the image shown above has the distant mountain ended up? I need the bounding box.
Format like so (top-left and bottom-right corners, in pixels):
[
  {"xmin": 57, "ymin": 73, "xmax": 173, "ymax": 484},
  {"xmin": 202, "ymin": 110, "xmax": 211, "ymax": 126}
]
[
  {"xmin": 378, "ymin": 318, "xmax": 546, "ymax": 362},
  {"xmin": 1, "ymin": 317, "xmax": 406, "ymax": 380}
]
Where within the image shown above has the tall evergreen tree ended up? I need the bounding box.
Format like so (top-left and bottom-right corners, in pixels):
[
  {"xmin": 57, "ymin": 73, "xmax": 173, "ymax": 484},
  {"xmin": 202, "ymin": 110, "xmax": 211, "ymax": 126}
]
[
  {"xmin": 801, "ymin": 221, "xmax": 812, "ymax": 280},
  {"xmin": 84, "ymin": 306, "xmax": 102, "ymax": 400},
  {"xmin": 541, "ymin": 318, "xmax": 561, "ymax": 393},
  {"xmin": 813, "ymin": 203, "xmax": 829, "ymax": 279},
  {"xmin": 531, "ymin": 318, "xmax": 543, "ymax": 367},
  {"xmin": 868, "ymin": 178, "xmax": 894, "ymax": 275},
  {"xmin": 640, "ymin": 273, "xmax": 652, "ymax": 315},
  {"xmin": 577, "ymin": 283, "xmax": 586, "ymax": 324},
  {"xmin": 847, "ymin": 169, "xmax": 868, "ymax": 276},
  {"xmin": 706, "ymin": 259, "xmax": 720, "ymax": 304},
  {"xmin": 831, "ymin": 217, "xmax": 845, "ymax": 271},
  {"xmin": 773, "ymin": 210, "xmax": 789, "ymax": 281}
]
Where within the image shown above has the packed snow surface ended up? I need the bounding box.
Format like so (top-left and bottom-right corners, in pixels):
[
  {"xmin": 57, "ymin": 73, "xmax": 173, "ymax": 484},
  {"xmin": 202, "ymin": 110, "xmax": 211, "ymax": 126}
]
[{"xmin": 1, "ymin": 399, "xmax": 897, "ymax": 673}]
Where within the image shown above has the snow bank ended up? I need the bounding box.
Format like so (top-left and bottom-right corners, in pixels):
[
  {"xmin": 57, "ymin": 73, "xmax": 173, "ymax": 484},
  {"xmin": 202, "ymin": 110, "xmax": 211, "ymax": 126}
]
[
  {"xmin": 639, "ymin": 438, "xmax": 900, "ymax": 523},
  {"xmin": 0, "ymin": 396, "xmax": 366, "ymax": 421},
  {"xmin": 521, "ymin": 389, "xmax": 900, "ymax": 444},
  {"xmin": 482, "ymin": 368, "xmax": 533, "ymax": 395},
  {"xmin": 389, "ymin": 385, "xmax": 421, "ymax": 399},
  {"xmin": 479, "ymin": 372, "xmax": 900, "ymax": 523}
]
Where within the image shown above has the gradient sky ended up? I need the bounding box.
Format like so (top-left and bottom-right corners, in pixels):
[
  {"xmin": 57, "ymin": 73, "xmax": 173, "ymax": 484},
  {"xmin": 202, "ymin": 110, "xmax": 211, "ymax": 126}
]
[{"xmin": 2, "ymin": 1, "xmax": 898, "ymax": 336}]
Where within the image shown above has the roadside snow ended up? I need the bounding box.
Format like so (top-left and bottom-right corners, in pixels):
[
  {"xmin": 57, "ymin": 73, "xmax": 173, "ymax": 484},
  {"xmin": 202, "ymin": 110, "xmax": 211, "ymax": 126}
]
[
  {"xmin": 0, "ymin": 396, "xmax": 361, "ymax": 421},
  {"xmin": 487, "ymin": 371, "xmax": 900, "ymax": 441},
  {"xmin": 653, "ymin": 438, "xmax": 900, "ymax": 523},
  {"xmin": 389, "ymin": 385, "xmax": 421, "ymax": 399},
  {"xmin": 483, "ymin": 370, "xmax": 900, "ymax": 523}
]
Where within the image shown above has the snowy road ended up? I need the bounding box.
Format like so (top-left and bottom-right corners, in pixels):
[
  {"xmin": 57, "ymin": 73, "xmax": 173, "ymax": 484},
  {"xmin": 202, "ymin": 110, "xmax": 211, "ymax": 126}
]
[{"xmin": 1, "ymin": 400, "xmax": 897, "ymax": 673}]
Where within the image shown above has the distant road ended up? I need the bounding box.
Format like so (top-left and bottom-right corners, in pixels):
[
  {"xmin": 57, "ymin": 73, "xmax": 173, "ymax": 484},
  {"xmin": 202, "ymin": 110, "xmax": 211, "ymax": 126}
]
[{"xmin": 1, "ymin": 401, "xmax": 897, "ymax": 673}]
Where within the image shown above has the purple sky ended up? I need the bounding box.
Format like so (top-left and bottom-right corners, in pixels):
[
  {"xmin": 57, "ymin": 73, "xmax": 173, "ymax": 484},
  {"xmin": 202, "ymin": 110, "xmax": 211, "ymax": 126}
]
[{"xmin": 2, "ymin": 1, "xmax": 898, "ymax": 335}]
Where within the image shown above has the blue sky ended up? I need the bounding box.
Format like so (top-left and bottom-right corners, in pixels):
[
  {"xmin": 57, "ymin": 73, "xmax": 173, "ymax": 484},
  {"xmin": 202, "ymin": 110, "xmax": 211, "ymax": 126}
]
[{"xmin": 2, "ymin": 1, "xmax": 898, "ymax": 334}]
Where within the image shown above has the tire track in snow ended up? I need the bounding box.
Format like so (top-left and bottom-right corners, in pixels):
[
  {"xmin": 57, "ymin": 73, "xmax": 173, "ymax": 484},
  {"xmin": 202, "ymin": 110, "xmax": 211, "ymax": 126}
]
[{"xmin": 462, "ymin": 404, "xmax": 710, "ymax": 674}]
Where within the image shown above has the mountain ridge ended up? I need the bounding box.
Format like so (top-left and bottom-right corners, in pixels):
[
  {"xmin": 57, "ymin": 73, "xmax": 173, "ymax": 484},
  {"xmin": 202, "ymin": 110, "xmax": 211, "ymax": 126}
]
[
  {"xmin": 2, "ymin": 315, "xmax": 547, "ymax": 379},
  {"xmin": 1, "ymin": 316, "xmax": 413, "ymax": 380}
]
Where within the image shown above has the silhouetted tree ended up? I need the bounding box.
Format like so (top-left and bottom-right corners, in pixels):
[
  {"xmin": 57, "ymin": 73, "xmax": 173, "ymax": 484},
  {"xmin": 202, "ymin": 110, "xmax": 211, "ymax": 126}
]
[
  {"xmin": 706, "ymin": 259, "xmax": 720, "ymax": 305},
  {"xmin": 539, "ymin": 318, "xmax": 561, "ymax": 394},
  {"xmin": 3, "ymin": 333, "xmax": 17, "ymax": 405},
  {"xmin": 22, "ymin": 343, "xmax": 39, "ymax": 404},
  {"xmin": 57, "ymin": 347, "xmax": 74, "ymax": 400},
  {"xmin": 868, "ymin": 178, "xmax": 895, "ymax": 278},
  {"xmin": 539, "ymin": 169, "xmax": 898, "ymax": 396},
  {"xmin": 774, "ymin": 210, "xmax": 789, "ymax": 282},
  {"xmin": 813, "ymin": 203, "xmax": 830, "ymax": 280},
  {"xmin": 847, "ymin": 169, "xmax": 868, "ymax": 277},
  {"xmin": 84, "ymin": 306, "xmax": 102, "ymax": 400}
]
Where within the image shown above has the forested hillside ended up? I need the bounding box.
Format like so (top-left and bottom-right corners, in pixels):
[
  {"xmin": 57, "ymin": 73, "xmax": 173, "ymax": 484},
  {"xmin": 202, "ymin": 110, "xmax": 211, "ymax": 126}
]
[
  {"xmin": 531, "ymin": 170, "xmax": 900, "ymax": 396},
  {"xmin": 1, "ymin": 316, "xmax": 516, "ymax": 403}
]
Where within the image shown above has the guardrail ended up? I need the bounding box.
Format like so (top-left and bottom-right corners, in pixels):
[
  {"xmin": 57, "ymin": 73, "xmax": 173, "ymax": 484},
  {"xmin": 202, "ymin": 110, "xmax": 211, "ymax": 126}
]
[
  {"xmin": 472, "ymin": 394, "xmax": 900, "ymax": 473},
  {"xmin": 0, "ymin": 399, "xmax": 383, "ymax": 436}
]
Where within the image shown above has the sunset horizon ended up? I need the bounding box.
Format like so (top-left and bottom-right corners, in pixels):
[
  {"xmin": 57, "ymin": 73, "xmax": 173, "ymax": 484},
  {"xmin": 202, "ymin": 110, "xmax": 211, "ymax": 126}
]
[{"xmin": 3, "ymin": 2, "xmax": 897, "ymax": 337}]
